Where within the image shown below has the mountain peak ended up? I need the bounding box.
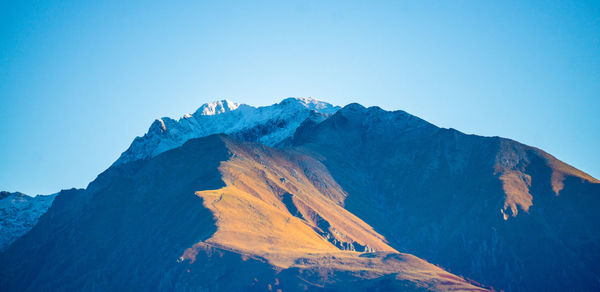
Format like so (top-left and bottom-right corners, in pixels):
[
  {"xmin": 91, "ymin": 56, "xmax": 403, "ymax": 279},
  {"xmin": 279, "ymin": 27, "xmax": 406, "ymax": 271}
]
[
  {"xmin": 113, "ymin": 97, "xmax": 340, "ymax": 165},
  {"xmin": 194, "ymin": 99, "xmax": 240, "ymax": 116},
  {"xmin": 280, "ymin": 97, "xmax": 339, "ymax": 114},
  {"xmin": 338, "ymin": 102, "xmax": 367, "ymax": 115}
]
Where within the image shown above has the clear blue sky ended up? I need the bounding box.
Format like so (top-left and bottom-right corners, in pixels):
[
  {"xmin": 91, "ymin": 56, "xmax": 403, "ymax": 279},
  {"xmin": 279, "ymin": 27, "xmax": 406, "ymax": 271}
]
[{"xmin": 1, "ymin": 0, "xmax": 599, "ymax": 195}]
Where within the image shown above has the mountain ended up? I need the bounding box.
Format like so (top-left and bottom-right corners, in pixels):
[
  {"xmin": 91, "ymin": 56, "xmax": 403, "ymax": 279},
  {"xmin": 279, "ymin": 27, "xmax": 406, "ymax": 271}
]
[
  {"xmin": 292, "ymin": 103, "xmax": 600, "ymax": 291},
  {"xmin": 0, "ymin": 135, "xmax": 485, "ymax": 291},
  {"xmin": 0, "ymin": 191, "xmax": 56, "ymax": 251},
  {"xmin": 2, "ymin": 97, "xmax": 598, "ymax": 291}
]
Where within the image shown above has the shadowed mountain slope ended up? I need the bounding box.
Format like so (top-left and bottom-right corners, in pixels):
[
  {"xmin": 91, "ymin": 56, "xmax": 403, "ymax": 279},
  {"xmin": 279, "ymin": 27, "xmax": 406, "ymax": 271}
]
[
  {"xmin": 292, "ymin": 103, "xmax": 600, "ymax": 292},
  {"xmin": 0, "ymin": 134, "xmax": 486, "ymax": 291}
]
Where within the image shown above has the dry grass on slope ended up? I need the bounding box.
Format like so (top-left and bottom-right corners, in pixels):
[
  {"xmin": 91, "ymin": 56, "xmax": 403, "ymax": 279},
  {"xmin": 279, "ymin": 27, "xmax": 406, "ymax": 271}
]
[
  {"xmin": 195, "ymin": 186, "xmax": 337, "ymax": 267},
  {"xmin": 179, "ymin": 138, "xmax": 489, "ymax": 291},
  {"xmin": 185, "ymin": 184, "xmax": 487, "ymax": 291}
]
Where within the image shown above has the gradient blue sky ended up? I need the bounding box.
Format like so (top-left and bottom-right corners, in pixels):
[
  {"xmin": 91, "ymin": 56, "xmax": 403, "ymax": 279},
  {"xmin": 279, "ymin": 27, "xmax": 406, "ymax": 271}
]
[{"xmin": 1, "ymin": 0, "xmax": 599, "ymax": 195}]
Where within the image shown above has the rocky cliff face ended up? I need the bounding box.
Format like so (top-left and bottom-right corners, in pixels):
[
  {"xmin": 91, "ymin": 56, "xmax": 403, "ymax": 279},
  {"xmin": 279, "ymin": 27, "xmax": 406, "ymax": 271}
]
[
  {"xmin": 0, "ymin": 191, "xmax": 56, "ymax": 251},
  {"xmin": 292, "ymin": 103, "xmax": 600, "ymax": 291}
]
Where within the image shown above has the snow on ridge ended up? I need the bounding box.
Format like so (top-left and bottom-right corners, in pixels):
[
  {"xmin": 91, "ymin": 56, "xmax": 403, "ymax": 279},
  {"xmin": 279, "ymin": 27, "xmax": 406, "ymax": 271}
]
[
  {"xmin": 0, "ymin": 191, "xmax": 57, "ymax": 251},
  {"xmin": 113, "ymin": 97, "xmax": 340, "ymax": 165},
  {"xmin": 281, "ymin": 97, "xmax": 339, "ymax": 114},
  {"xmin": 194, "ymin": 99, "xmax": 240, "ymax": 116}
]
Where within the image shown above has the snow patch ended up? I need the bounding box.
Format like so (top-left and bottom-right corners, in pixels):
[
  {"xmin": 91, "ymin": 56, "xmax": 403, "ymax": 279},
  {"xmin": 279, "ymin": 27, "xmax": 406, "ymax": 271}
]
[{"xmin": 0, "ymin": 192, "xmax": 57, "ymax": 251}]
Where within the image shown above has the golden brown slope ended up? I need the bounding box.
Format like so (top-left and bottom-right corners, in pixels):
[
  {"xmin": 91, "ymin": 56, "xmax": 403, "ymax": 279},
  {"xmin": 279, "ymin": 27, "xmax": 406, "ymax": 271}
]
[
  {"xmin": 181, "ymin": 137, "xmax": 488, "ymax": 291},
  {"xmin": 495, "ymin": 139, "xmax": 600, "ymax": 219}
]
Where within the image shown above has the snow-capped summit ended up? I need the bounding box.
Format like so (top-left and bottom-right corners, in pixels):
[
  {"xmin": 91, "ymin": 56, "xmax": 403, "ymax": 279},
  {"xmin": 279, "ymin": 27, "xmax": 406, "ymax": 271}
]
[
  {"xmin": 194, "ymin": 99, "xmax": 240, "ymax": 116},
  {"xmin": 280, "ymin": 97, "xmax": 339, "ymax": 114},
  {"xmin": 113, "ymin": 97, "xmax": 340, "ymax": 165}
]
